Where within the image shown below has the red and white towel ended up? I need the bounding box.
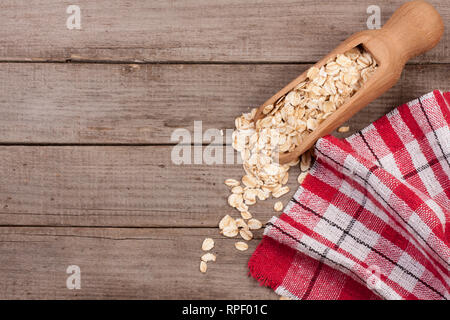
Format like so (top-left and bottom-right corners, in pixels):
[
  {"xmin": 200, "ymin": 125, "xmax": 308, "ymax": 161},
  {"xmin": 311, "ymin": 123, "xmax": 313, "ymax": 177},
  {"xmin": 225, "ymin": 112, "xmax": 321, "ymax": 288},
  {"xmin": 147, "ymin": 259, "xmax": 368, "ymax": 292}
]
[{"xmin": 249, "ymin": 90, "xmax": 450, "ymax": 300}]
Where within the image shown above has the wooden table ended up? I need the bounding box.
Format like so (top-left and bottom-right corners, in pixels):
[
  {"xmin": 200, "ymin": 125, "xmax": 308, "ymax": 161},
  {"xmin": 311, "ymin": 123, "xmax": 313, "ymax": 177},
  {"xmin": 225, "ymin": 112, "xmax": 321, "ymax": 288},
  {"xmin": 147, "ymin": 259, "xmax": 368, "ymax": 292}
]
[{"xmin": 0, "ymin": 0, "xmax": 448, "ymax": 299}]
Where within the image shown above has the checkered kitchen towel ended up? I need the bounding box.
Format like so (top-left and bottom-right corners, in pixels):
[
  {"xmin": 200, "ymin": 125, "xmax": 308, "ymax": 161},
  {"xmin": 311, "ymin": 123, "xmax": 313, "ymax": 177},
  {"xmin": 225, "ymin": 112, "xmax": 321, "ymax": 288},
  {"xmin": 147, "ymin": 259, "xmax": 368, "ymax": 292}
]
[{"xmin": 248, "ymin": 90, "xmax": 450, "ymax": 300}]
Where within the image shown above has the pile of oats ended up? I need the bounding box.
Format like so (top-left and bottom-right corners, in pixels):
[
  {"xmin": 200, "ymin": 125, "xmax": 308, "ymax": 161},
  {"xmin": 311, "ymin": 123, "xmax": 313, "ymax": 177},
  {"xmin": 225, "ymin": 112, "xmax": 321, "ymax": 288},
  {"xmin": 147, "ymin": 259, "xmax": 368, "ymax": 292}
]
[
  {"xmin": 225, "ymin": 47, "xmax": 377, "ymax": 216},
  {"xmin": 201, "ymin": 47, "xmax": 377, "ymax": 273}
]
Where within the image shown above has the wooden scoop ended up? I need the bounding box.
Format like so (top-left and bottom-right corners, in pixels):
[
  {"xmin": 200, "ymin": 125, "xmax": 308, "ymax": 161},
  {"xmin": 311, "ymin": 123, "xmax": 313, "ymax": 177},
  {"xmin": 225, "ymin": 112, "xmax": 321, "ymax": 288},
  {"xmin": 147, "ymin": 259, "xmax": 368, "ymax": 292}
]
[{"xmin": 253, "ymin": 0, "xmax": 444, "ymax": 164}]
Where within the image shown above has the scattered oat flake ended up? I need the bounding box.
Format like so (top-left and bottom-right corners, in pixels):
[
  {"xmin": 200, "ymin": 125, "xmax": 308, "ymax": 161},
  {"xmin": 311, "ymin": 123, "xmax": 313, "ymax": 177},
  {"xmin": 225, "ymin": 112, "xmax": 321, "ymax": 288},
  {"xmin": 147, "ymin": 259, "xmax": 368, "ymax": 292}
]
[
  {"xmin": 240, "ymin": 211, "xmax": 252, "ymax": 220},
  {"xmin": 273, "ymin": 186, "xmax": 289, "ymax": 198},
  {"xmin": 236, "ymin": 202, "xmax": 249, "ymax": 212},
  {"xmin": 300, "ymin": 151, "xmax": 312, "ymax": 172},
  {"xmin": 235, "ymin": 242, "xmax": 249, "ymax": 251},
  {"xmin": 231, "ymin": 186, "xmax": 244, "ymax": 194},
  {"xmin": 219, "ymin": 215, "xmax": 233, "ymax": 230},
  {"xmin": 200, "ymin": 261, "xmax": 207, "ymax": 273},
  {"xmin": 298, "ymin": 171, "xmax": 308, "ymax": 184},
  {"xmin": 338, "ymin": 126, "xmax": 350, "ymax": 133},
  {"xmin": 240, "ymin": 228, "xmax": 253, "ymax": 241},
  {"xmin": 274, "ymin": 201, "xmax": 283, "ymax": 212},
  {"xmin": 242, "ymin": 175, "xmax": 258, "ymax": 188},
  {"xmin": 201, "ymin": 238, "xmax": 214, "ymax": 251},
  {"xmin": 201, "ymin": 253, "xmax": 216, "ymax": 262},
  {"xmin": 235, "ymin": 218, "xmax": 247, "ymax": 229},
  {"xmin": 247, "ymin": 218, "xmax": 263, "ymax": 230},
  {"xmin": 228, "ymin": 193, "xmax": 243, "ymax": 208},
  {"xmin": 222, "ymin": 226, "xmax": 239, "ymax": 238},
  {"xmin": 224, "ymin": 178, "xmax": 240, "ymax": 187}
]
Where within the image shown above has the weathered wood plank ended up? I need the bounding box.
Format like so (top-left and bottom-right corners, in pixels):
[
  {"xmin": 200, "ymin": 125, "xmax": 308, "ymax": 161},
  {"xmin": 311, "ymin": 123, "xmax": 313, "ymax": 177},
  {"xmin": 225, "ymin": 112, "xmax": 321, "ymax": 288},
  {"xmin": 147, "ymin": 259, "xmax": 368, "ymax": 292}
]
[
  {"xmin": 0, "ymin": 0, "xmax": 448, "ymax": 63},
  {"xmin": 0, "ymin": 63, "xmax": 448, "ymax": 144},
  {"xmin": 0, "ymin": 145, "xmax": 301, "ymax": 227},
  {"xmin": 0, "ymin": 227, "xmax": 275, "ymax": 299}
]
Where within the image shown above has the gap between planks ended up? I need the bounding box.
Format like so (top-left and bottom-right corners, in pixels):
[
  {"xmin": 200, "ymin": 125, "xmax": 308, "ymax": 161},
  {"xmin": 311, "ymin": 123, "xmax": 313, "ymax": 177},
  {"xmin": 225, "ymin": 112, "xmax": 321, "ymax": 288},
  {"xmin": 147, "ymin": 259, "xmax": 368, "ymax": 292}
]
[
  {"xmin": 0, "ymin": 62, "xmax": 448, "ymax": 144},
  {"xmin": 0, "ymin": 224, "xmax": 222, "ymax": 229},
  {"xmin": 0, "ymin": 59, "xmax": 448, "ymax": 65}
]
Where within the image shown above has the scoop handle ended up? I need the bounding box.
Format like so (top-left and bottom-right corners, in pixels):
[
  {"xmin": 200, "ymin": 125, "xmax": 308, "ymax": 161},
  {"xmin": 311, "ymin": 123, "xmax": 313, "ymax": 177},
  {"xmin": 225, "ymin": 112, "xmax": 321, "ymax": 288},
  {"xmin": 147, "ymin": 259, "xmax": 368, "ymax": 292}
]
[{"xmin": 381, "ymin": 0, "xmax": 444, "ymax": 63}]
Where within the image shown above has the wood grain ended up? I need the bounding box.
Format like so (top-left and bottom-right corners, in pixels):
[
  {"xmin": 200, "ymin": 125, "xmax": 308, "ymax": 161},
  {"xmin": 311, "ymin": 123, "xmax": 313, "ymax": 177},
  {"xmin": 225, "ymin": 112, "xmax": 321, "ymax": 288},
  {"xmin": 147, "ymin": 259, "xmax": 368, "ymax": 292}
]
[
  {"xmin": 0, "ymin": 0, "xmax": 448, "ymax": 63},
  {"xmin": 0, "ymin": 227, "xmax": 275, "ymax": 299},
  {"xmin": 0, "ymin": 145, "xmax": 302, "ymax": 227},
  {"xmin": 1, "ymin": 0, "xmax": 448, "ymax": 300},
  {"xmin": 0, "ymin": 63, "xmax": 448, "ymax": 144}
]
